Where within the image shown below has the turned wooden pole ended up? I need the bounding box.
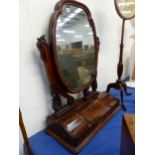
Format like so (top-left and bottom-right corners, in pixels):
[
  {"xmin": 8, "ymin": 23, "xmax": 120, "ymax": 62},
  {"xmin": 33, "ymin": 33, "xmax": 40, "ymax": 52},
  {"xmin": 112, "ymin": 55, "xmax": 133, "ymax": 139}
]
[
  {"xmin": 19, "ymin": 108, "xmax": 33, "ymax": 155},
  {"xmin": 117, "ymin": 19, "xmax": 125, "ymax": 81}
]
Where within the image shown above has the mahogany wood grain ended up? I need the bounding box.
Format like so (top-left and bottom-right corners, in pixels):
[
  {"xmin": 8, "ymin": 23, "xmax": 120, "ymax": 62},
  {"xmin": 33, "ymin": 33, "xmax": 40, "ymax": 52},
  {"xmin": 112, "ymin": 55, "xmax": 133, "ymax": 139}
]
[{"xmin": 46, "ymin": 93, "xmax": 120, "ymax": 153}]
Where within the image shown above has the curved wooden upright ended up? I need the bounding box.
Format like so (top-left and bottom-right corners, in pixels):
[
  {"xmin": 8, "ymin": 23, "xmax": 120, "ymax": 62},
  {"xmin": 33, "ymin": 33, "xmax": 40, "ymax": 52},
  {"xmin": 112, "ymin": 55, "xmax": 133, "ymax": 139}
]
[{"xmin": 19, "ymin": 108, "xmax": 33, "ymax": 155}]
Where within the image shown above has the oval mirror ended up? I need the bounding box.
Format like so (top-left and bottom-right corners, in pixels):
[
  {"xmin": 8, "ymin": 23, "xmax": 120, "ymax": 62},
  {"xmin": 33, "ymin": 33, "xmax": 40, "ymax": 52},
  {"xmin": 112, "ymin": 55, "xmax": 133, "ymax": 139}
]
[
  {"xmin": 50, "ymin": 4, "xmax": 97, "ymax": 93},
  {"xmin": 114, "ymin": 0, "xmax": 135, "ymax": 20}
]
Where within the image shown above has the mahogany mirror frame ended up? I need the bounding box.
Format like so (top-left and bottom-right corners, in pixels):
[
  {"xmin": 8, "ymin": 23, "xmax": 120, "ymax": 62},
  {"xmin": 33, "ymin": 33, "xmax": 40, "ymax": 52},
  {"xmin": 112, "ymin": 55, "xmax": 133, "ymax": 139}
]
[
  {"xmin": 114, "ymin": 0, "xmax": 135, "ymax": 20},
  {"xmin": 48, "ymin": 0, "xmax": 99, "ymax": 94}
]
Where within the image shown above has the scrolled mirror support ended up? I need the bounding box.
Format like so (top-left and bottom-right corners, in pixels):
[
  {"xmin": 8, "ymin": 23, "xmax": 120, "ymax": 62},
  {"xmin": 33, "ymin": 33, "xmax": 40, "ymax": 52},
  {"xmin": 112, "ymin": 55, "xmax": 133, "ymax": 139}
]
[{"xmin": 37, "ymin": 35, "xmax": 75, "ymax": 115}]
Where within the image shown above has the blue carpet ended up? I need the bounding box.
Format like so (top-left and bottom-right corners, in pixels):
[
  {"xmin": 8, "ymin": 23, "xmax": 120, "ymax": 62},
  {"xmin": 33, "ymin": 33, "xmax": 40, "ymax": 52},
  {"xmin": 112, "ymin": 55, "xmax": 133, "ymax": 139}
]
[{"xmin": 25, "ymin": 87, "xmax": 135, "ymax": 155}]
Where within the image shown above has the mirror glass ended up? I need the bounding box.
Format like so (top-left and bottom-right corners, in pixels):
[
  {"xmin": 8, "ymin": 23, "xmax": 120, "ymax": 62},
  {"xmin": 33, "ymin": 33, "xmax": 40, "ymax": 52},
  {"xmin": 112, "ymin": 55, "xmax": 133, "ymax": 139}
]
[
  {"xmin": 55, "ymin": 5, "xmax": 96, "ymax": 89},
  {"xmin": 116, "ymin": 0, "xmax": 135, "ymax": 19}
]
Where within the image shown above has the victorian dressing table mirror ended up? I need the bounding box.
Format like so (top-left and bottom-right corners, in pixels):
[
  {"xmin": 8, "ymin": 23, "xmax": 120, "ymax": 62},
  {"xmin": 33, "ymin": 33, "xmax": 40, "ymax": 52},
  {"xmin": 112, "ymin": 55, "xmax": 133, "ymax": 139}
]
[
  {"xmin": 37, "ymin": 0, "xmax": 120, "ymax": 153},
  {"xmin": 107, "ymin": 0, "xmax": 135, "ymax": 111}
]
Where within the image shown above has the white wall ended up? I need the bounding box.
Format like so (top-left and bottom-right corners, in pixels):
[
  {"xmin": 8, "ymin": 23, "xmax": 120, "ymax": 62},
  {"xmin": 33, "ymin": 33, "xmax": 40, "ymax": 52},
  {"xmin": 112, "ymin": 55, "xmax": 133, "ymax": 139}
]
[{"xmin": 19, "ymin": 0, "xmax": 134, "ymax": 154}]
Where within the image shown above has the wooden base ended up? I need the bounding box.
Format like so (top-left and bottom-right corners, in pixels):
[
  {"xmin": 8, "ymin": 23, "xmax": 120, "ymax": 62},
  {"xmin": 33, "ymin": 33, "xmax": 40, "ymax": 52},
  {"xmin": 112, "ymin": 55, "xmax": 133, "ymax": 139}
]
[
  {"xmin": 46, "ymin": 92, "xmax": 121, "ymax": 153},
  {"xmin": 120, "ymin": 114, "xmax": 135, "ymax": 155}
]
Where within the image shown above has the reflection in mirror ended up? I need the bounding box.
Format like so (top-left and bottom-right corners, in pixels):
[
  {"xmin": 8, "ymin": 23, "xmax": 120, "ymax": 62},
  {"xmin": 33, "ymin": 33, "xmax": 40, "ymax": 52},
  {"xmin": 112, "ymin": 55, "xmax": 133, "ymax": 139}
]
[
  {"xmin": 116, "ymin": 0, "xmax": 135, "ymax": 19},
  {"xmin": 56, "ymin": 5, "xmax": 96, "ymax": 89}
]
